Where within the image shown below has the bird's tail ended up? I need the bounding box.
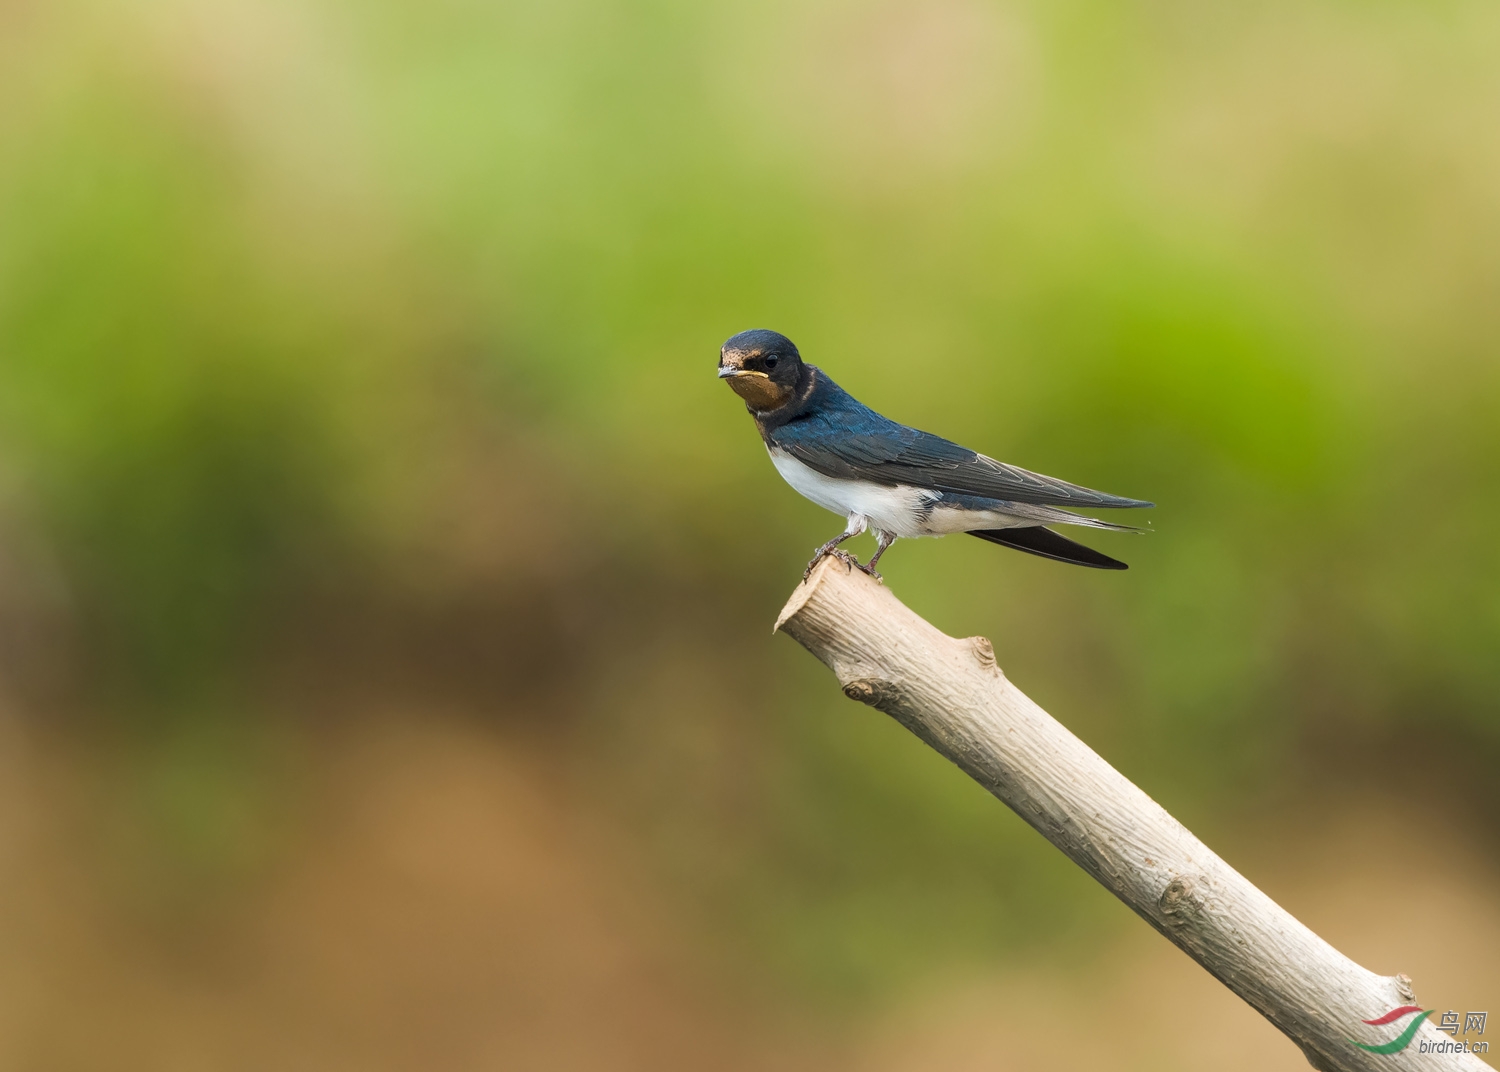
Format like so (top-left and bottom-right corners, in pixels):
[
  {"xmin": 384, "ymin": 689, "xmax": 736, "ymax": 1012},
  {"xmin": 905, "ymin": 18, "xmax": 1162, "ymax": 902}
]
[{"xmin": 969, "ymin": 526, "xmax": 1128, "ymax": 570}]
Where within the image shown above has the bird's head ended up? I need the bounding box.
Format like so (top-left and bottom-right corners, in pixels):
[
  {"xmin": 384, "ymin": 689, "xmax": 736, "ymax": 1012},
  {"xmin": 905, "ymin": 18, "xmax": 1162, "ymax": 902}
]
[{"xmin": 717, "ymin": 329, "xmax": 804, "ymax": 411}]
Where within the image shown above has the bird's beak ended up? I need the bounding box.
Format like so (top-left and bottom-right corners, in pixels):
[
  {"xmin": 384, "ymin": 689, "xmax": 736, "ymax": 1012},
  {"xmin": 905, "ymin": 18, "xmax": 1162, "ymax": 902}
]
[{"xmin": 717, "ymin": 364, "xmax": 767, "ymax": 379}]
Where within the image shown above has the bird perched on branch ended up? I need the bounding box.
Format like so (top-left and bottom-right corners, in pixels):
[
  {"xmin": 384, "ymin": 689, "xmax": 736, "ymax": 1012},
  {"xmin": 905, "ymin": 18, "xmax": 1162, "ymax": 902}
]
[{"xmin": 717, "ymin": 329, "xmax": 1153, "ymax": 579}]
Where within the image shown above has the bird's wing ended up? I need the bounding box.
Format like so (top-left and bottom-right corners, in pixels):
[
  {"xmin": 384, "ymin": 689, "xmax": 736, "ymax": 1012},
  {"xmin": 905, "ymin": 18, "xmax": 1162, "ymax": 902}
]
[{"xmin": 772, "ymin": 406, "xmax": 1152, "ymax": 509}]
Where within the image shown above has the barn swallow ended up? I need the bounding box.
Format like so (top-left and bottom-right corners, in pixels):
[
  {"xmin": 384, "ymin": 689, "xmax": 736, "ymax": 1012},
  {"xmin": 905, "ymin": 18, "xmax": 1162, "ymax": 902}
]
[{"xmin": 717, "ymin": 329, "xmax": 1152, "ymax": 579}]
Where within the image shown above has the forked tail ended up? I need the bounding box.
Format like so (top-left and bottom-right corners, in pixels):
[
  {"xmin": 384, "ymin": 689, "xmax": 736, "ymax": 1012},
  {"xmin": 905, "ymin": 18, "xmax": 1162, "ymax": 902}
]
[{"xmin": 968, "ymin": 526, "xmax": 1128, "ymax": 570}]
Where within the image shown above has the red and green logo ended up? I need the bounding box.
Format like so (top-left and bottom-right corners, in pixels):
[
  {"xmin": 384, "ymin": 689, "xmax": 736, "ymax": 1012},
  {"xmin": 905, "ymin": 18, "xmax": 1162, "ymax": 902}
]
[{"xmin": 1351, "ymin": 1006, "xmax": 1432, "ymax": 1054}]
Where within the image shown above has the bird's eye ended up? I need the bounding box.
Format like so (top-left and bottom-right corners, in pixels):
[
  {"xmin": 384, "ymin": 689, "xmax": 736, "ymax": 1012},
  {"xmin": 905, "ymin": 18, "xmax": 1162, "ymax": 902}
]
[{"xmin": 764, "ymin": 355, "xmax": 779, "ymax": 369}]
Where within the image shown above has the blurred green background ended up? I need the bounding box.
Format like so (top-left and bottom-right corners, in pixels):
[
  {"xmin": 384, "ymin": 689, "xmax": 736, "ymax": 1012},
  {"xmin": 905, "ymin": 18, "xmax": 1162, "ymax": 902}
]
[{"xmin": 1, "ymin": 0, "xmax": 1497, "ymax": 1068}]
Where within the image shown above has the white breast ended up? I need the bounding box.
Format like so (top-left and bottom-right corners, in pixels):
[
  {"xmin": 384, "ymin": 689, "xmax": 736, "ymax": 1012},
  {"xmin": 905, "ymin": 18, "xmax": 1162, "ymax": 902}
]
[{"xmin": 767, "ymin": 447, "xmax": 936, "ymax": 538}]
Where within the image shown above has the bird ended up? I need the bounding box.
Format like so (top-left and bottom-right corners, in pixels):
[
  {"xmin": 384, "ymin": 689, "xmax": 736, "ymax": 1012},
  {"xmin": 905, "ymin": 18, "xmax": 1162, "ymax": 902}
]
[{"xmin": 717, "ymin": 328, "xmax": 1153, "ymax": 579}]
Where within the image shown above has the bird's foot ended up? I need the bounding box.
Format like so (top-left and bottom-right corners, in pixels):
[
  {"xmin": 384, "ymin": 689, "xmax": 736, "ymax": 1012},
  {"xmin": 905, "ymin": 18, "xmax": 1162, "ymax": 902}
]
[
  {"xmin": 855, "ymin": 560, "xmax": 883, "ymax": 582},
  {"xmin": 803, "ymin": 547, "xmax": 864, "ymax": 581}
]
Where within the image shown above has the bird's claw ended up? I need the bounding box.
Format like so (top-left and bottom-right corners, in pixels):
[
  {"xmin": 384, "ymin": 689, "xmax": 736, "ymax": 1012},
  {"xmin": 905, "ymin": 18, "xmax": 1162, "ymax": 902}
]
[
  {"xmin": 803, "ymin": 547, "xmax": 858, "ymax": 580},
  {"xmin": 803, "ymin": 547, "xmax": 882, "ymax": 583}
]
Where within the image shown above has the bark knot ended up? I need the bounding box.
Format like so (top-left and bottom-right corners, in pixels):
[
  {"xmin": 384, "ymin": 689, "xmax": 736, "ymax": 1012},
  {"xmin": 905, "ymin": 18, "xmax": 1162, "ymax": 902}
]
[
  {"xmin": 966, "ymin": 636, "xmax": 998, "ymax": 671},
  {"xmin": 1395, "ymin": 973, "xmax": 1416, "ymax": 1003},
  {"xmin": 1159, "ymin": 876, "xmax": 1204, "ymax": 926},
  {"xmin": 842, "ymin": 678, "xmax": 903, "ymax": 710}
]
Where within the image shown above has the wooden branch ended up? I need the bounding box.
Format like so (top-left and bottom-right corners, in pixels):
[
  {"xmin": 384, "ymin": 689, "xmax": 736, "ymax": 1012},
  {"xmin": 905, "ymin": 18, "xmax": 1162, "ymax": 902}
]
[{"xmin": 775, "ymin": 557, "xmax": 1491, "ymax": 1072}]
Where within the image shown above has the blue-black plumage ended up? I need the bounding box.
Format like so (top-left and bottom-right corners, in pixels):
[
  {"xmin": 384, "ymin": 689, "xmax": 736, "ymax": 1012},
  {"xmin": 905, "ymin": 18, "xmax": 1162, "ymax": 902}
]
[{"xmin": 717, "ymin": 329, "xmax": 1153, "ymax": 577}]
